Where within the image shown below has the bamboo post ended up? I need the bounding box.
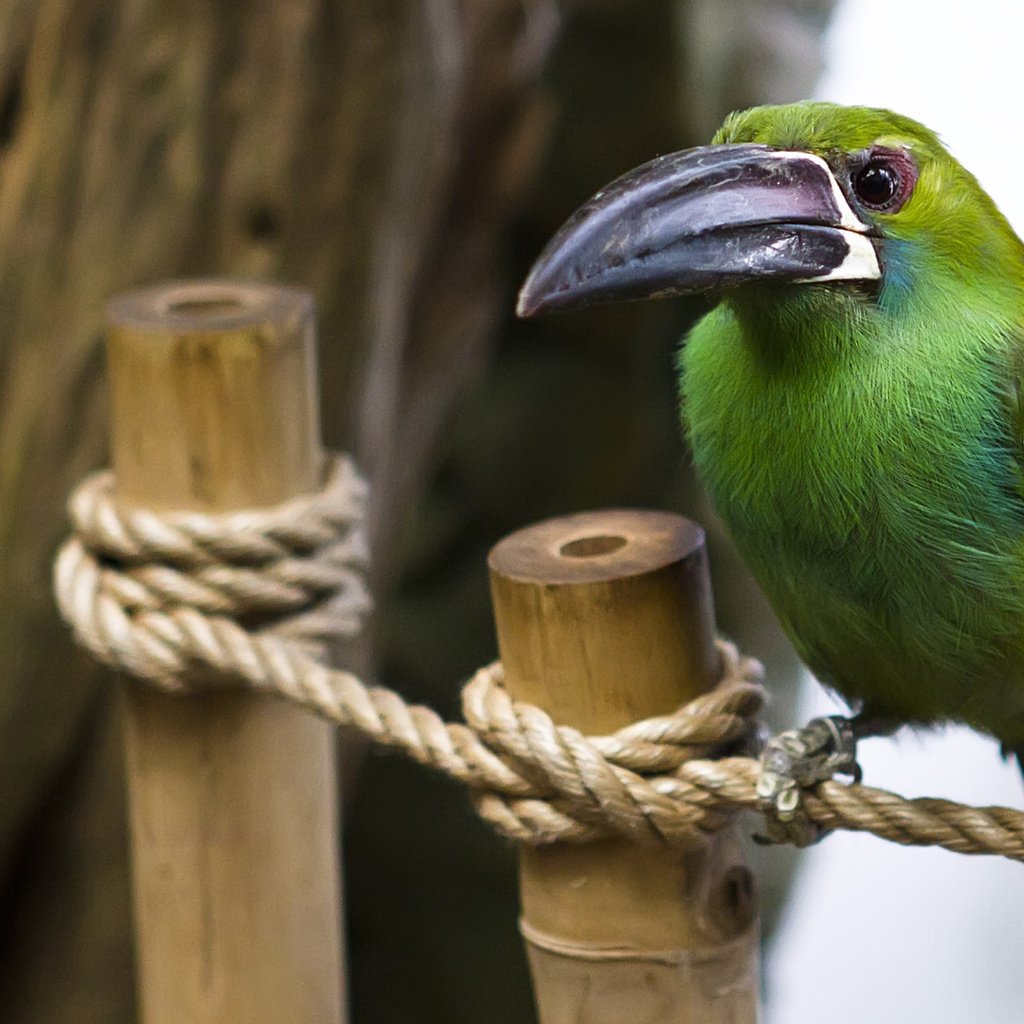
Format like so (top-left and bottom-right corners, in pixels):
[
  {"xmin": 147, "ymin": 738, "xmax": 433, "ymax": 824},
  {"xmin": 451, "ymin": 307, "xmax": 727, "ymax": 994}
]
[
  {"xmin": 488, "ymin": 510, "xmax": 760, "ymax": 1023},
  {"xmin": 105, "ymin": 280, "xmax": 346, "ymax": 1024}
]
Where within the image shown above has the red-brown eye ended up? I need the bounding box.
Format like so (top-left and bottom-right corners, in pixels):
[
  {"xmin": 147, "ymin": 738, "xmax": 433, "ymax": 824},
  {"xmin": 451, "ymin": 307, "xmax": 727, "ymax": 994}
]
[
  {"xmin": 854, "ymin": 160, "xmax": 900, "ymax": 208},
  {"xmin": 849, "ymin": 147, "xmax": 918, "ymax": 213}
]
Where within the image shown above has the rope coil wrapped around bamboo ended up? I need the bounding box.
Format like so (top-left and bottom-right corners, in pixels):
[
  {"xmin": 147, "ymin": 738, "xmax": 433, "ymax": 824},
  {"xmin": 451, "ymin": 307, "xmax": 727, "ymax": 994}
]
[{"xmin": 53, "ymin": 453, "xmax": 1024, "ymax": 861}]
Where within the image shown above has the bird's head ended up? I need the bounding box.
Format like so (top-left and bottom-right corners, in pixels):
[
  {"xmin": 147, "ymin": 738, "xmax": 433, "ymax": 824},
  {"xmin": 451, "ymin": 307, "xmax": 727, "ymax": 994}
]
[{"xmin": 517, "ymin": 102, "xmax": 1024, "ymax": 320}]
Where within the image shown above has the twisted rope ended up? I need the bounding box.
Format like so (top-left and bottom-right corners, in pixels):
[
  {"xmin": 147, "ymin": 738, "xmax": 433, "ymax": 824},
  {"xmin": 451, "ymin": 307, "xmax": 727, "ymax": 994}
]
[{"xmin": 53, "ymin": 456, "xmax": 1024, "ymax": 861}]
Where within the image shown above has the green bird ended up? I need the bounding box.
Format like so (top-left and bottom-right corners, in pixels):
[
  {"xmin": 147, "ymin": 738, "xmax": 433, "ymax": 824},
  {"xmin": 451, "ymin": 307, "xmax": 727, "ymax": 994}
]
[{"xmin": 517, "ymin": 101, "xmax": 1024, "ymax": 782}]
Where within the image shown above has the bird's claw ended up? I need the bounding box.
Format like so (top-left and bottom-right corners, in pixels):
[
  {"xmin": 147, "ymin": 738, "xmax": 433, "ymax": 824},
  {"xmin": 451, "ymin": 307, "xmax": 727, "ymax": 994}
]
[{"xmin": 754, "ymin": 715, "xmax": 862, "ymax": 847}]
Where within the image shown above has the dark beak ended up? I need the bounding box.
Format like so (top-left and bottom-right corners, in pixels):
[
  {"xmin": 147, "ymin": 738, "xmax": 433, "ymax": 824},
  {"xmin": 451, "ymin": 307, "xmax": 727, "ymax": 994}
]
[{"xmin": 517, "ymin": 144, "xmax": 880, "ymax": 317}]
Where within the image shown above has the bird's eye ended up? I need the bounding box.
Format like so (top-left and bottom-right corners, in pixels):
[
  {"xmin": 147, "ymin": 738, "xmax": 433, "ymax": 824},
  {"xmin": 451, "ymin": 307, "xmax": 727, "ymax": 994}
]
[{"xmin": 853, "ymin": 160, "xmax": 901, "ymax": 209}]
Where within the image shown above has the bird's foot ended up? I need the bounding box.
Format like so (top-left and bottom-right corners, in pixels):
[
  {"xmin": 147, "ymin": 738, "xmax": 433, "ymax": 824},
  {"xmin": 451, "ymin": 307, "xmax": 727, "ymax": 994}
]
[{"xmin": 754, "ymin": 715, "xmax": 861, "ymax": 848}]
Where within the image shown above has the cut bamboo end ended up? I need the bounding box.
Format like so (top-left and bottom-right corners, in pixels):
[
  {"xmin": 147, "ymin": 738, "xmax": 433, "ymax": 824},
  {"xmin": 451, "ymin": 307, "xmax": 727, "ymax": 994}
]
[
  {"xmin": 106, "ymin": 278, "xmax": 322, "ymax": 509},
  {"xmin": 106, "ymin": 279, "xmax": 346, "ymax": 1024},
  {"xmin": 488, "ymin": 509, "xmax": 760, "ymax": 1024}
]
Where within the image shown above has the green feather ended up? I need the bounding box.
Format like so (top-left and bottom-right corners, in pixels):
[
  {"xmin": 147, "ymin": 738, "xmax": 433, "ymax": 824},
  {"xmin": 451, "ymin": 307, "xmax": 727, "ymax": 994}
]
[{"xmin": 681, "ymin": 102, "xmax": 1024, "ymax": 745}]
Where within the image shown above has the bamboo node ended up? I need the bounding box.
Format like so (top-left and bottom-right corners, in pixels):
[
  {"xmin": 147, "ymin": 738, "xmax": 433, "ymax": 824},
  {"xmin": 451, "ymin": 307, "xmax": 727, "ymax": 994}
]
[{"xmin": 52, "ymin": 462, "xmax": 1024, "ymax": 862}]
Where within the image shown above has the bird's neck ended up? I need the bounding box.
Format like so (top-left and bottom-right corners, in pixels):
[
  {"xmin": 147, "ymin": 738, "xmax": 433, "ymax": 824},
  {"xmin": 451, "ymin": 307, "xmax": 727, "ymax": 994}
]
[{"xmin": 724, "ymin": 283, "xmax": 878, "ymax": 375}]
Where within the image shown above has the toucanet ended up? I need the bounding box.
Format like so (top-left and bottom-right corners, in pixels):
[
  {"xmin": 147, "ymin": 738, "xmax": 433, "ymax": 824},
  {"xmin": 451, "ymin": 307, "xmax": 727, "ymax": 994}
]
[{"xmin": 518, "ymin": 101, "xmax": 1024, "ymax": 784}]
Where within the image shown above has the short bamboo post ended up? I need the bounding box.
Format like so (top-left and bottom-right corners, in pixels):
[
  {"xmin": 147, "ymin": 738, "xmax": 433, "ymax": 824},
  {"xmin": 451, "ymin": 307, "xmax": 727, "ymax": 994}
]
[
  {"xmin": 488, "ymin": 510, "xmax": 760, "ymax": 1023},
  {"xmin": 105, "ymin": 280, "xmax": 346, "ymax": 1024}
]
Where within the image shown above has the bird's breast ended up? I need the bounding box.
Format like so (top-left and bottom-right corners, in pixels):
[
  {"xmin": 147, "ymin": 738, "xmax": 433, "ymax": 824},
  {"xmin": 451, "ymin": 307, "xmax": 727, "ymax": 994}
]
[{"xmin": 680, "ymin": 302, "xmax": 1024, "ymax": 726}]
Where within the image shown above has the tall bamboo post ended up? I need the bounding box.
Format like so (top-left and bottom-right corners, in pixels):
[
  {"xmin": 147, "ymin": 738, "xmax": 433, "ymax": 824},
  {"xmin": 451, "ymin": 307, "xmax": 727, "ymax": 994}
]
[
  {"xmin": 488, "ymin": 509, "xmax": 759, "ymax": 1023},
  {"xmin": 105, "ymin": 280, "xmax": 346, "ymax": 1024}
]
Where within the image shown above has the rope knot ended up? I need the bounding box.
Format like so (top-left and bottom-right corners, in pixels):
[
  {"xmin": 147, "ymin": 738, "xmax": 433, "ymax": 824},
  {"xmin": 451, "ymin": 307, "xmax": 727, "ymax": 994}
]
[
  {"xmin": 459, "ymin": 642, "xmax": 766, "ymax": 846},
  {"xmin": 55, "ymin": 454, "xmax": 372, "ymax": 691}
]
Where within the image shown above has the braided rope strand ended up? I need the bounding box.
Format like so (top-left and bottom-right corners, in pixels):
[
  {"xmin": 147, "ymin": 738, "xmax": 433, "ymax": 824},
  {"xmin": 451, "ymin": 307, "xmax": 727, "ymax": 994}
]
[{"xmin": 53, "ymin": 457, "xmax": 1024, "ymax": 861}]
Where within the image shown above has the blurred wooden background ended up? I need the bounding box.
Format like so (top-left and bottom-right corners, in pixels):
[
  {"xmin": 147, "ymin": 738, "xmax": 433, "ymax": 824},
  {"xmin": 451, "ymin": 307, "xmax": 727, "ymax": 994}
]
[{"xmin": 0, "ymin": 1, "xmax": 832, "ymax": 1020}]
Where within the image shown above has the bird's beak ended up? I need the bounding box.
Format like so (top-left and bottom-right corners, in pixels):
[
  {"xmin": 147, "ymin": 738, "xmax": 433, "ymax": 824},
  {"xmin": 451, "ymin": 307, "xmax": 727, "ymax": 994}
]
[{"xmin": 517, "ymin": 144, "xmax": 881, "ymax": 317}]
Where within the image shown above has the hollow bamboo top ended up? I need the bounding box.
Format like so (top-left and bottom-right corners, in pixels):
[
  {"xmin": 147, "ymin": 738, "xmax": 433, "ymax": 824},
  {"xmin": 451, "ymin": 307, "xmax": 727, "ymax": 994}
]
[
  {"xmin": 107, "ymin": 279, "xmax": 314, "ymax": 333},
  {"xmin": 488, "ymin": 508, "xmax": 718, "ymax": 738},
  {"xmin": 488, "ymin": 508, "xmax": 704, "ymax": 585},
  {"xmin": 106, "ymin": 279, "xmax": 322, "ymax": 511}
]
